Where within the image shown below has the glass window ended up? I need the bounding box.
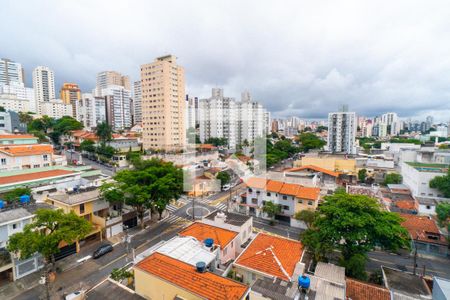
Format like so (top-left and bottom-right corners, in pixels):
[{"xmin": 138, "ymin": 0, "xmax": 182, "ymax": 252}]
[{"xmin": 80, "ymin": 203, "xmax": 85, "ymax": 214}]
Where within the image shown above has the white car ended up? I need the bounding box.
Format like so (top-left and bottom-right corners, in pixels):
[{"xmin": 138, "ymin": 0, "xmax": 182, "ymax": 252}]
[{"xmin": 222, "ymin": 184, "xmax": 231, "ymax": 191}]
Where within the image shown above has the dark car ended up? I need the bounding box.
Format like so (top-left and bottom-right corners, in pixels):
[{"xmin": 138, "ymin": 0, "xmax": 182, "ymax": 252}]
[{"xmin": 92, "ymin": 244, "xmax": 113, "ymax": 259}]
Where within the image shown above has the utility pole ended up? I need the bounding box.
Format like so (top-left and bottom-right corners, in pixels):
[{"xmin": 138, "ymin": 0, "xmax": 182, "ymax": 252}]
[
  {"xmin": 123, "ymin": 225, "xmax": 129, "ymax": 262},
  {"xmin": 413, "ymin": 237, "xmax": 418, "ymax": 275}
]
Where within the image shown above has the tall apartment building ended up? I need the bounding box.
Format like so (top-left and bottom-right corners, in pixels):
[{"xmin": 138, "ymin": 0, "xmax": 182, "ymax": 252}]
[
  {"xmin": 381, "ymin": 112, "xmax": 401, "ymax": 136},
  {"xmin": 95, "ymin": 71, "xmax": 130, "ymax": 96},
  {"xmin": 0, "ymin": 84, "xmax": 35, "ymax": 113},
  {"xmin": 132, "ymin": 81, "xmax": 142, "ymax": 125},
  {"xmin": 140, "ymin": 55, "xmax": 186, "ymax": 151},
  {"xmin": 0, "ymin": 58, "xmax": 24, "ymax": 86},
  {"xmin": 32, "ymin": 66, "xmax": 55, "ymax": 114},
  {"xmin": 77, "ymin": 93, "xmax": 106, "ymax": 129},
  {"xmin": 186, "ymin": 95, "xmax": 199, "ymax": 131},
  {"xmin": 103, "ymin": 85, "xmax": 132, "ymax": 130},
  {"xmin": 60, "ymin": 83, "xmax": 81, "ymax": 117},
  {"xmin": 199, "ymin": 88, "xmax": 267, "ymax": 149},
  {"xmin": 237, "ymin": 93, "xmax": 266, "ymax": 146},
  {"xmin": 199, "ymin": 88, "xmax": 238, "ymax": 148},
  {"xmin": 327, "ymin": 110, "xmax": 357, "ymax": 154}
]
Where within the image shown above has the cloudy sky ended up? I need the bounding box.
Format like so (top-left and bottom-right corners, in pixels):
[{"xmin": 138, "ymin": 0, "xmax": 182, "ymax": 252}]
[{"xmin": 2, "ymin": 0, "xmax": 450, "ymax": 121}]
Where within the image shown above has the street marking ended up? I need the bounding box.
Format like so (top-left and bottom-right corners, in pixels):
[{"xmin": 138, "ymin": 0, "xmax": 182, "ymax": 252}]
[
  {"xmin": 99, "ymin": 253, "xmax": 127, "ymax": 270},
  {"xmin": 77, "ymin": 255, "xmax": 92, "ymax": 263}
]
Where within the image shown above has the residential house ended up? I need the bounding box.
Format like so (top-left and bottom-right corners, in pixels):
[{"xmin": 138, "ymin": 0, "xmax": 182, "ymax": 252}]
[
  {"xmin": 201, "ymin": 211, "xmax": 253, "ymax": 252},
  {"xmin": 232, "ymin": 232, "xmax": 304, "ymax": 285},
  {"xmin": 0, "ymin": 134, "xmax": 38, "ymax": 145},
  {"xmin": 400, "ymin": 214, "xmax": 448, "ymax": 257},
  {"xmin": 0, "ymin": 144, "xmax": 66, "ymax": 171},
  {"xmin": 133, "ymin": 252, "xmax": 249, "ymax": 300},
  {"xmin": 284, "ymin": 164, "xmax": 340, "ymax": 192},
  {"xmin": 240, "ymin": 177, "xmax": 320, "ymax": 227},
  {"xmin": 346, "ymin": 278, "xmax": 391, "ymax": 300},
  {"xmin": 178, "ymin": 222, "xmax": 239, "ymax": 265},
  {"xmin": 0, "ymin": 202, "xmax": 53, "ymax": 283}
]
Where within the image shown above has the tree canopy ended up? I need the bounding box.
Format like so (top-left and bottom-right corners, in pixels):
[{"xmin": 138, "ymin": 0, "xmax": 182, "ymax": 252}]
[
  {"xmin": 383, "ymin": 173, "xmax": 402, "ymax": 185},
  {"xmin": 301, "ymin": 192, "xmax": 410, "ymax": 280},
  {"xmin": 96, "ymin": 122, "xmax": 113, "ymax": 144},
  {"xmin": 8, "ymin": 209, "xmax": 92, "ymax": 266},
  {"xmin": 3, "ymin": 187, "xmax": 31, "ymax": 203},
  {"xmin": 262, "ymin": 201, "xmax": 281, "ymax": 221},
  {"xmin": 358, "ymin": 169, "xmax": 367, "ymax": 183},
  {"xmin": 435, "ymin": 202, "xmax": 450, "ymax": 227},
  {"xmin": 216, "ymin": 171, "xmax": 231, "ymax": 188},
  {"xmin": 297, "ymin": 132, "xmax": 326, "ymax": 152},
  {"xmin": 204, "ymin": 137, "xmax": 228, "ymax": 147},
  {"xmin": 430, "ymin": 169, "xmax": 450, "ymax": 198},
  {"xmin": 100, "ymin": 158, "xmax": 183, "ymax": 227}
]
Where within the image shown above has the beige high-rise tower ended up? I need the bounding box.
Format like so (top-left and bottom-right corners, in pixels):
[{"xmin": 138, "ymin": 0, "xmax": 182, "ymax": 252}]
[{"xmin": 140, "ymin": 55, "xmax": 186, "ymax": 151}]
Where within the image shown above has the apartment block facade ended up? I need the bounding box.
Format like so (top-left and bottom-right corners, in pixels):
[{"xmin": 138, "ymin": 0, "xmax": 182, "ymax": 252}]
[
  {"xmin": 132, "ymin": 80, "xmax": 142, "ymax": 125},
  {"xmin": 32, "ymin": 66, "xmax": 56, "ymax": 114},
  {"xmin": 103, "ymin": 85, "xmax": 132, "ymax": 130},
  {"xmin": 0, "ymin": 58, "xmax": 24, "ymax": 86},
  {"xmin": 327, "ymin": 111, "xmax": 357, "ymax": 154},
  {"xmin": 95, "ymin": 71, "xmax": 130, "ymax": 97},
  {"xmin": 60, "ymin": 83, "xmax": 81, "ymax": 117},
  {"xmin": 76, "ymin": 93, "xmax": 107, "ymax": 129},
  {"xmin": 140, "ymin": 55, "xmax": 186, "ymax": 151}
]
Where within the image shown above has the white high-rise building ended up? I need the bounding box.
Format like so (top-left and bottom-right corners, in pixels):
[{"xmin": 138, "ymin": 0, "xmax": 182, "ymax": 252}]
[
  {"xmin": 0, "ymin": 58, "xmax": 24, "ymax": 86},
  {"xmin": 186, "ymin": 95, "xmax": 199, "ymax": 131},
  {"xmin": 381, "ymin": 112, "xmax": 400, "ymax": 135},
  {"xmin": 77, "ymin": 93, "xmax": 107, "ymax": 129},
  {"xmin": 199, "ymin": 88, "xmax": 238, "ymax": 148},
  {"xmin": 103, "ymin": 85, "xmax": 132, "ymax": 130},
  {"xmin": 32, "ymin": 66, "xmax": 55, "ymax": 114},
  {"xmin": 237, "ymin": 93, "xmax": 266, "ymax": 146},
  {"xmin": 132, "ymin": 81, "xmax": 142, "ymax": 125},
  {"xmin": 199, "ymin": 88, "xmax": 267, "ymax": 149},
  {"xmin": 327, "ymin": 110, "xmax": 357, "ymax": 154}
]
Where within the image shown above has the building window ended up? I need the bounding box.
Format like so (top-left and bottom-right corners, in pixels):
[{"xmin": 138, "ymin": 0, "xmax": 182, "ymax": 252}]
[
  {"xmin": 12, "ymin": 223, "xmax": 17, "ymax": 229},
  {"xmin": 43, "ymin": 154, "xmax": 48, "ymax": 161},
  {"xmin": 80, "ymin": 203, "xmax": 85, "ymax": 214},
  {"xmin": 298, "ymin": 199, "xmax": 303, "ymax": 204},
  {"xmin": 267, "ymin": 192, "xmax": 271, "ymax": 196},
  {"xmin": 0, "ymin": 158, "xmax": 6, "ymax": 165},
  {"xmin": 251, "ymin": 198, "xmax": 258, "ymax": 204},
  {"xmin": 282, "ymin": 195, "xmax": 287, "ymax": 200},
  {"xmin": 282, "ymin": 205, "xmax": 289, "ymax": 210},
  {"xmin": 308, "ymin": 201, "xmax": 313, "ymax": 206},
  {"xmin": 248, "ymin": 188, "xmax": 253, "ymax": 193}
]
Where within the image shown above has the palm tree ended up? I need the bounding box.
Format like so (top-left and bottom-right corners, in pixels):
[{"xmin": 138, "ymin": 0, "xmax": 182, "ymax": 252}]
[{"xmin": 95, "ymin": 122, "xmax": 113, "ymax": 144}]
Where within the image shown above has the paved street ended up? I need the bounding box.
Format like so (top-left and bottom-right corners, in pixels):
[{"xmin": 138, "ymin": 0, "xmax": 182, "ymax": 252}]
[{"xmin": 367, "ymin": 250, "xmax": 450, "ymax": 279}]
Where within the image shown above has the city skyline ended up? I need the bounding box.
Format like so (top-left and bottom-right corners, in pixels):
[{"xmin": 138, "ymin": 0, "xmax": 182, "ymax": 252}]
[{"xmin": 2, "ymin": 1, "xmax": 450, "ymax": 121}]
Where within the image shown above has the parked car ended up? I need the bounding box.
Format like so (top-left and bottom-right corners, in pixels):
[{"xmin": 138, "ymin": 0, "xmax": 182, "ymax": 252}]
[
  {"xmin": 93, "ymin": 244, "xmax": 113, "ymax": 259},
  {"xmin": 222, "ymin": 184, "xmax": 231, "ymax": 191}
]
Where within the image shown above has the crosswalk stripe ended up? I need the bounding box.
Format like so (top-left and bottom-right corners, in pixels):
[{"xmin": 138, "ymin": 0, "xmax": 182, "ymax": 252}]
[
  {"xmin": 166, "ymin": 205, "xmax": 177, "ymax": 212},
  {"xmin": 165, "ymin": 215, "xmax": 179, "ymax": 223}
]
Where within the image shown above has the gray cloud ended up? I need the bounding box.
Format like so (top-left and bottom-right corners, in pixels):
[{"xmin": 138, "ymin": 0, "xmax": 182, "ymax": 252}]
[{"xmin": 2, "ymin": 0, "xmax": 450, "ymax": 121}]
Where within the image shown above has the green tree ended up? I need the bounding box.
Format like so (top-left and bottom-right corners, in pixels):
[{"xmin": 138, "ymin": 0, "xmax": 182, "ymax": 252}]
[
  {"xmin": 358, "ymin": 169, "xmax": 367, "ymax": 183},
  {"xmin": 28, "ymin": 115, "xmax": 55, "ymax": 134},
  {"xmin": 297, "ymin": 132, "xmax": 326, "ymax": 152},
  {"xmin": 4, "ymin": 187, "xmax": 31, "ymax": 203},
  {"xmin": 8, "ymin": 209, "xmax": 92, "ymax": 298},
  {"xmin": 101, "ymin": 159, "xmax": 183, "ymax": 227},
  {"xmin": 294, "ymin": 210, "xmax": 317, "ymax": 228},
  {"xmin": 96, "ymin": 144, "xmax": 116, "ymax": 159},
  {"xmin": 383, "ymin": 173, "xmax": 402, "ymax": 185},
  {"xmin": 205, "ymin": 137, "xmax": 228, "ymax": 147},
  {"xmin": 262, "ymin": 201, "xmax": 282, "ymax": 224},
  {"xmin": 111, "ymin": 267, "xmax": 133, "ymax": 282},
  {"xmin": 430, "ymin": 169, "xmax": 450, "ymax": 198},
  {"xmin": 18, "ymin": 112, "xmax": 34, "ymax": 125},
  {"xmin": 80, "ymin": 139, "xmax": 96, "ymax": 153},
  {"xmin": 96, "ymin": 122, "xmax": 113, "ymax": 144},
  {"xmin": 216, "ymin": 171, "xmax": 231, "ymax": 188},
  {"xmin": 435, "ymin": 202, "xmax": 450, "ymax": 227},
  {"xmin": 0, "ymin": 106, "xmax": 5, "ymax": 112},
  {"xmin": 301, "ymin": 192, "xmax": 410, "ymax": 280}
]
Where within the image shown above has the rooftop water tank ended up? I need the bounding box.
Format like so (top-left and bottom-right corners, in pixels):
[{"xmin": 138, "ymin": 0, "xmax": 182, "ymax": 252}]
[
  {"xmin": 20, "ymin": 195, "xmax": 30, "ymax": 204},
  {"xmin": 196, "ymin": 262, "xmax": 206, "ymax": 273},
  {"xmin": 0, "ymin": 200, "xmax": 4, "ymax": 209},
  {"xmin": 204, "ymin": 238, "xmax": 214, "ymax": 248},
  {"xmin": 298, "ymin": 275, "xmax": 310, "ymax": 289}
]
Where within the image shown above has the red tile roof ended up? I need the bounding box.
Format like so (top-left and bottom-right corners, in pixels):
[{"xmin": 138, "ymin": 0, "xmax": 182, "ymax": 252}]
[
  {"xmin": 136, "ymin": 252, "xmax": 248, "ymax": 300},
  {"xmin": 0, "ymin": 169, "xmax": 76, "ymax": 185},
  {"xmin": 0, "ymin": 144, "xmax": 53, "ymax": 156},
  {"xmin": 399, "ymin": 214, "xmax": 447, "ymax": 245},
  {"xmin": 395, "ymin": 200, "xmax": 417, "ymax": 211},
  {"xmin": 179, "ymin": 222, "xmax": 238, "ymax": 248},
  {"xmin": 0, "ymin": 134, "xmax": 36, "ymax": 139},
  {"xmin": 235, "ymin": 233, "xmax": 303, "ymax": 281},
  {"xmin": 286, "ymin": 165, "xmax": 340, "ymax": 177},
  {"xmin": 245, "ymin": 178, "xmax": 320, "ymax": 201},
  {"xmin": 346, "ymin": 278, "xmax": 390, "ymax": 300}
]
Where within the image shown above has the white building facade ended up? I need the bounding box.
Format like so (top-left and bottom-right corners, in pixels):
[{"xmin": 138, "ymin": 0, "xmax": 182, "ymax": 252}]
[
  {"xmin": 103, "ymin": 85, "xmax": 132, "ymax": 130},
  {"xmin": 132, "ymin": 81, "xmax": 142, "ymax": 125},
  {"xmin": 327, "ymin": 111, "xmax": 357, "ymax": 154},
  {"xmin": 76, "ymin": 93, "xmax": 107, "ymax": 129},
  {"xmin": 39, "ymin": 100, "xmax": 73, "ymax": 118},
  {"xmin": 32, "ymin": 66, "xmax": 55, "ymax": 114}
]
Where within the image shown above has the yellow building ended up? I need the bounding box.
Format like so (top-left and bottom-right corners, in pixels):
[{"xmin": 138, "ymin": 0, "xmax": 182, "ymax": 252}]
[
  {"xmin": 59, "ymin": 83, "xmax": 81, "ymax": 116},
  {"xmin": 295, "ymin": 156, "xmax": 357, "ymax": 175},
  {"xmin": 134, "ymin": 252, "xmax": 249, "ymax": 300},
  {"xmin": 140, "ymin": 55, "xmax": 186, "ymax": 151},
  {"xmin": 45, "ymin": 188, "xmax": 109, "ymax": 243}
]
